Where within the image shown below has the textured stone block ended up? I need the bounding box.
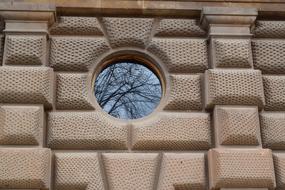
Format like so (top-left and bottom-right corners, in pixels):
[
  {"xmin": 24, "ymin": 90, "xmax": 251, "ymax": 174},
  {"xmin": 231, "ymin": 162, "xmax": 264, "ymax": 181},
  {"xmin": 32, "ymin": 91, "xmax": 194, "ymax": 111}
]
[
  {"xmin": 273, "ymin": 153, "xmax": 285, "ymax": 190},
  {"xmin": 212, "ymin": 38, "xmax": 252, "ymax": 68},
  {"xmin": 0, "ymin": 148, "xmax": 51, "ymax": 189},
  {"xmin": 102, "ymin": 153, "xmax": 159, "ymax": 190},
  {"xmin": 47, "ymin": 111, "xmax": 128, "ymax": 149},
  {"xmin": 148, "ymin": 38, "xmax": 208, "ymax": 73},
  {"xmin": 157, "ymin": 153, "xmax": 206, "ymax": 190},
  {"xmin": 50, "ymin": 36, "xmax": 110, "ymax": 71},
  {"xmin": 50, "ymin": 16, "xmax": 104, "ymax": 35},
  {"xmin": 205, "ymin": 69, "xmax": 265, "ymax": 108},
  {"xmin": 4, "ymin": 34, "xmax": 47, "ymax": 65},
  {"xmin": 155, "ymin": 19, "xmax": 206, "ymax": 37},
  {"xmin": 0, "ymin": 105, "xmax": 44, "ymax": 145},
  {"xmin": 252, "ymin": 39, "xmax": 285, "ymax": 74},
  {"xmin": 260, "ymin": 112, "xmax": 285, "ymax": 149},
  {"xmin": 214, "ymin": 106, "xmax": 260, "ymax": 146},
  {"xmin": 208, "ymin": 148, "xmax": 276, "ymax": 190},
  {"xmin": 165, "ymin": 74, "xmax": 202, "ymax": 110},
  {"xmin": 254, "ymin": 20, "xmax": 285, "ymax": 38},
  {"xmin": 0, "ymin": 34, "xmax": 4, "ymax": 64},
  {"xmin": 132, "ymin": 112, "xmax": 211, "ymax": 150},
  {"xmin": 0, "ymin": 67, "xmax": 54, "ymax": 108},
  {"xmin": 263, "ymin": 75, "xmax": 285, "ymax": 111},
  {"xmin": 54, "ymin": 152, "xmax": 104, "ymax": 190},
  {"xmin": 101, "ymin": 17, "xmax": 154, "ymax": 48},
  {"xmin": 56, "ymin": 73, "xmax": 93, "ymax": 110}
]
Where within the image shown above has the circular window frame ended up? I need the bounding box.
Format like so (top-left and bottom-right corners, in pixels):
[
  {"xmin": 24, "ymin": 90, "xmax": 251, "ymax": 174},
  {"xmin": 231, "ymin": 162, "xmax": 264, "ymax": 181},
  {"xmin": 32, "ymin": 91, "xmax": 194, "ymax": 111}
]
[{"xmin": 88, "ymin": 48, "xmax": 170, "ymax": 123}]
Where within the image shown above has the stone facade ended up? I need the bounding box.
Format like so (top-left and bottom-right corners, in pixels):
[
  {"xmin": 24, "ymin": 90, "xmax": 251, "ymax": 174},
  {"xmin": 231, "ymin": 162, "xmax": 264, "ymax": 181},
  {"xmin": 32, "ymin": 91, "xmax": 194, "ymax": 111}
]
[{"xmin": 1, "ymin": 1, "xmax": 285, "ymax": 190}]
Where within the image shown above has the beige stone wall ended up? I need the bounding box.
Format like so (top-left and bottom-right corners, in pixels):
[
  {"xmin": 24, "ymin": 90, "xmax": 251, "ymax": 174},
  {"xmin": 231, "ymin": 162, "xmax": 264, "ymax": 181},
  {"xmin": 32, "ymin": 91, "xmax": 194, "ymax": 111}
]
[{"xmin": 1, "ymin": 4, "xmax": 285, "ymax": 190}]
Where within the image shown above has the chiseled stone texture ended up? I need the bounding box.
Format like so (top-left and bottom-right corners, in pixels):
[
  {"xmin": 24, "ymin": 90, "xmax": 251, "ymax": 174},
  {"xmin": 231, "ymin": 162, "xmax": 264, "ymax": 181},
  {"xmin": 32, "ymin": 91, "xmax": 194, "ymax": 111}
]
[
  {"xmin": 0, "ymin": 67, "xmax": 54, "ymax": 108},
  {"xmin": 101, "ymin": 17, "xmax": 154, "ymax": 48},
  {"xmin": 208, "ymin": 148, "xmax": 276, "ymax": 190},
  {"xmin": 263, "ymin": 75, "xmax": 285, "ymax": 111},
  {"xmin": 206, "ymin": 69, "xmax": 265, "ymax": 108},
  {"xmin": 260, "ymin": 112, "xmax": 285, "ymax": 149},
  {"xmin": 252, "ymin": 39, "xmax": 285, "ymax": 74},
  {"xmin": 47, "ymin": 111, "xmax": 128, "ymax": 149},
  {"xmin": 214, "ymin": 106, "xmax": 260, "ymax": 146},
  {"xmin": 132, "ymin": 112, "xmax": 211, "ymax": 150},
  {"xmin": 0, "ymin": 105, "xmax": 44, "ymax": 145},
  {"xmin": 102, "ymin": 153, "xmax": 159, "ymax": 190},
  {"xmin": 254, "ymin": 20, "xmax": 285, "ymax": 38},
  {"xmin": 54, "ymin": 152, "xmax": 105, "ymax": 190},
  {"xmin": 3, "ymin": 34, "xmax": 47, "ymax": 65},
  {"xmin": 0, "ymin": 148, "xmax": 51, "ymax": 189},
  {"xmin": 157, "ymin": 153, "xmax": 206, "ymax": 190},
  {"xmin": 50, "ymin": 36, "xmax": 110, "ymax": 71},
  {"xmin": 0, "ymin": 34, "xmax": 4, "ymax": 64},
  {"xmin": 50, "ymin": 16, "xmax": 104, "ymax": 35},
  {"xmin": 212, "ymin": 38, "xmax": 252, "ymax": 68},
  {"xmin": 273, "ymin": 153, "xmax": 285, "ymax": 190},
  {"xmin": 148, "ymin": 38, "xmax": 208, "ymax": 73},
  {"xmin": 56, "ymin": 73, "xmax": 94, "ymax": 110},
  {"xmin": 165, "ymin": 74, "xmax": 202, "ymax": 110}
]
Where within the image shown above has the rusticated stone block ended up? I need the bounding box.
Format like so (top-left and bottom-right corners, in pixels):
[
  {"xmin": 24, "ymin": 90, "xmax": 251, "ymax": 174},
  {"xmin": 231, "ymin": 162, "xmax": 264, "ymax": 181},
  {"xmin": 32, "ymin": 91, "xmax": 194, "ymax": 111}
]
[
  {"xmin": 212, "ymin": 38, "xmax": 252, "ymax": 68},
  {"xmin": 260, "ymin": 112, "xmax": 285, "ymax": 149},
  {"xmin": 54, "ymin": 152, "xmax": 104, "ymax": 190},
  {"xmin": 101, "ymin": 17, "xmax": 154, "ymax": 48},
  {"xmin": 47, "ymin": 111, "xmax": 128, "ymax": 149},
  {"xmin": 154, "ymin": 19, "xmax": 206, "ymax": 37},
  {"xmin": 263, "ymin": 75, "xmax": 285, "ymax": 111},
  {"xmin": 214, "ymin": 106, "xmax": 260, "ymax": 146},
  {"xmin": 254, "ymin": 20, "xmax": 285, "ymax": 38},
  {"xmin": 0, "ymin": 148, "xmax": 51, "ymax": 189},
  {"xmin": 50, "ymin": 36, "xmax": 110, "ymax": 71},
  {"xmin": 273, "ymin": 153, "xmax": 285, "ymax": 190},
  {"xmin": 132, "ymin": 112, "xmax": 211, "ymax": 150},
  {"xmin": 205, "ymin": 69, "xmax": 265, "ymax": 108},
  {"xmin": 157, "ymin": 153, "xmax": 206, "ymax": 190},
  {"xmin": 252, "ymin": 39, "xmax": 285, "ymax": 74},
  {"xmin": 208, "ymin": 148, "xmax": 276, "ymax": 190},
  {"xmin": 50, "ymin": 16, "xmax": 104, "ymax": 35},
  {"xmin": 0, "ymin": 34, "xmax": 4, "ymax": 64},
  {"xmin": 102, "ymin": 153, "xmax": 159, "ymax": 190},
  {"xmin": 0, "ymin": 67, "xmax": 54, "ymax": 108},
  {"xmin": 165, "ymin": 74, "xmax": 202, "ymax": 110},
  {"xmin": 148, "ymin": 38, "xmax": 208, "ymax": 73},
  {"xmin": 56, "ymin": 73, "xmax": 93, "ymax": 110},
  {"xmin": 0, "ymin": 105, "xmax": 44, "ymax": 145},
  {"xmin": 4, "ymin": 34, "xmax": 47, "ymax": 65}
]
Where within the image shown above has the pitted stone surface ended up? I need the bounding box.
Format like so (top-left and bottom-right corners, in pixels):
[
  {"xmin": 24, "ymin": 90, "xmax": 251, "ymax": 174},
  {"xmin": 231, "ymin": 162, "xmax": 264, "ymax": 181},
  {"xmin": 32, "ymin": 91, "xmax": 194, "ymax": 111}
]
[
  {"xmin": 260, "ymin": 112, "xmax": 285, "ymax": 149},
  {"xmin": 132, "ymin": 112, "xmax": 211, "ymax": 150},
  {"xmin": 252, "ymin": 39, "xmax": 285, "ymax": 74},
  {"xmin": 0, "ymin": 148, "xmax": 51, "ymax": 189},
  {"xmin": 263, "ymin": 75, "xmax": 285, "ymax": 111},
  {"xmin": 0, "ymin": 35, "xmax": 4, "ymax": 63},
  {"xmin": 165, "ymin": 74, "xmax": 202, "ymax": 110},
  {"xmin": 214, "ymin": 106, "xmax": 260, "ymax": 146},
  {"xmin": 206, "ymin": 69, "xmax": 265, "ymax": 108},
  {"xmin": 47, "ymin": 111, "xmax": 128, "ymax": 149},
  {"xmin": 208, "ymin": 148, "xmax": 276, "ymax": 190},
  {"xmin": 254, "ymin": 20, "xmax": 285, "ymax": 38},
  {"xmin": 148, "ymin": 38, "xmax": 208, "ymax": 73},
  {"xmin": 0, "ymin": 67, "xmax": 53, "ymax": 108},
  {"xmin": 0, "ymin": 105, "xmax": 43, "ymax": 145},
  {"xmin": 155, "ymin": 19, "xmax": 206, "ymax": 37},
  {"xmin": 56, "ymin": 73, "xmax": 93, "ymax": 110},
  {"xmin": 50, "ymin": 36, "xmax": 110, "ymax": 71},
  {"xmin": 50, "ymin": 16, "xmax": 104, "ymax": 35},
  {"xmin": 102, "ymin": 153, "xmax": 159, "ymax": 190},
  {"xmin": 157, "ymin": 153, "xmax": 206, "ymax": 190},
  {"xmin": 213, "ymin": 38, "xmax": 252, "ymax": 68},
  {"xmin": 102, "ymin": 17, "xmax": 154, "ymax": 48},
  {"xmin": 4, "ymin": 34, "xmax": 46, "ymax": 65},
  {"xmin": 54, "ymin": 152, "xmax": 105, "ymax": 190},
  {"xmin": 273, "ymin": 153, "xmax": 285, "ymax": 190}
]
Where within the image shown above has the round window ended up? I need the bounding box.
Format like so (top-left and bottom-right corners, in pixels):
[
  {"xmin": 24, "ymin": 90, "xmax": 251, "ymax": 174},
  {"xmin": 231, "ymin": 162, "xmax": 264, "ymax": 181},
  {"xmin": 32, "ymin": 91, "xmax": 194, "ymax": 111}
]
[{"xmin": 94, "ymin": 57, "xmax": 162, "ymax": 120}]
